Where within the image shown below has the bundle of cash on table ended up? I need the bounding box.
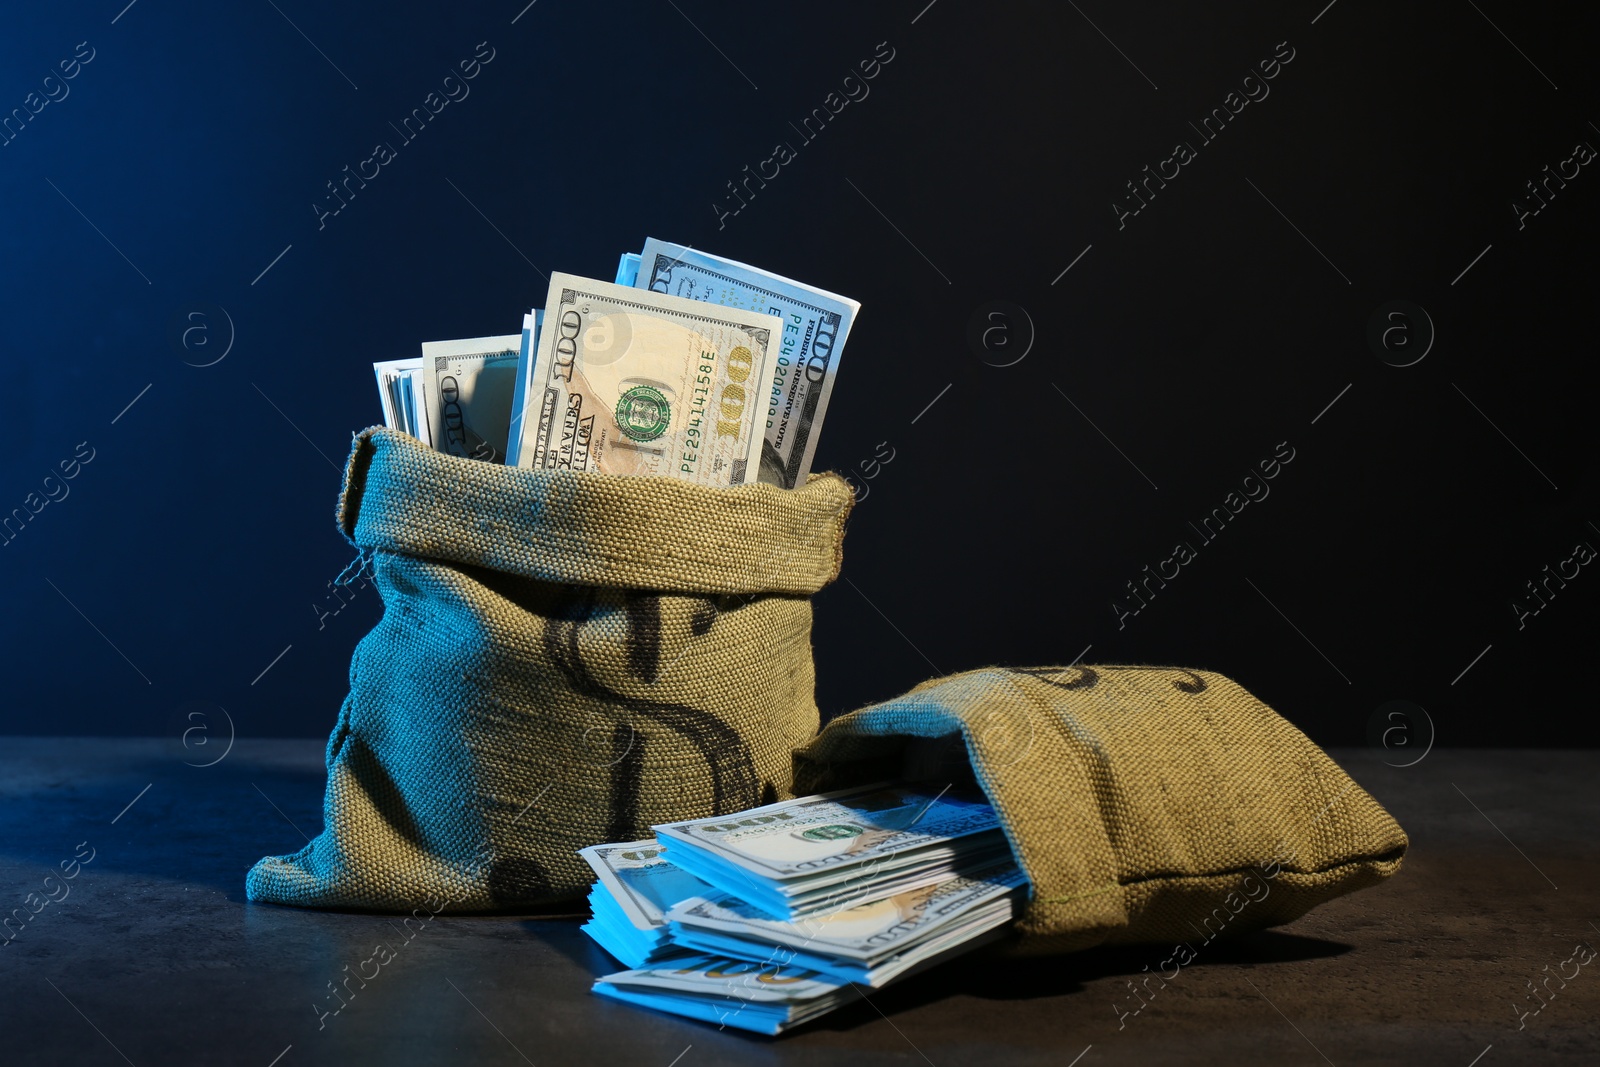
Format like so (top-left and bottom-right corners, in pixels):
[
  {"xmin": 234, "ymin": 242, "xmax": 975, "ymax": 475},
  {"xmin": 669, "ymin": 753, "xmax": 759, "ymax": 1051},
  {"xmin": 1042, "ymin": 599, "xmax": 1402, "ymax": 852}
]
[
  {"xmin": 372, "ymin": 238, "xmax": 859, "ymax": 489},
  {"xmin": 578, "ymin": 783, "xmax": 1029, "ymax": 1035}
]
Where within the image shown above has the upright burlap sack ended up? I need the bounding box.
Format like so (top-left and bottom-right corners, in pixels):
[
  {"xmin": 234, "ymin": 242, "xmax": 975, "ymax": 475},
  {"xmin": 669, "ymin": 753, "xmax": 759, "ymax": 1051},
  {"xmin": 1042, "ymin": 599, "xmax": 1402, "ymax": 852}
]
[
  {"xmin": 794, "ymin": 665, "xmax": 1407, "ymax": 955},
  {"xmin": 247, "ymin": 427, "xmax": 853, "ymax": 911}
]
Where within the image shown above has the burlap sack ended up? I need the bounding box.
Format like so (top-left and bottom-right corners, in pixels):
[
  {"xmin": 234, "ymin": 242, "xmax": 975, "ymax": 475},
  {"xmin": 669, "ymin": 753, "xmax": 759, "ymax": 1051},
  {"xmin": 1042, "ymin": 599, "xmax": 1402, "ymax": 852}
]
[
  {"xmin": 794, "ymin": 665, "xmax": 1407, "ymax": 954},
  {"xmin": 247, "ymin": 427, "xmax": 853, "ymax": 911}
]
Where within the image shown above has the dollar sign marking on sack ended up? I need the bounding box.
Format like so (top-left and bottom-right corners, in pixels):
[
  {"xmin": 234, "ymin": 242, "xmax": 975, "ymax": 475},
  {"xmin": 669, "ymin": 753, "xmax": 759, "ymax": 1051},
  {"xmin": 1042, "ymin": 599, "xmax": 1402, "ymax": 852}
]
[
  {"xmin": 543, "ymin": 592, "xmax": 762, "ymax": 835},
  {"xmin": 1011, "ymin": 665, "xmax": 1099, "ymax": 691}
]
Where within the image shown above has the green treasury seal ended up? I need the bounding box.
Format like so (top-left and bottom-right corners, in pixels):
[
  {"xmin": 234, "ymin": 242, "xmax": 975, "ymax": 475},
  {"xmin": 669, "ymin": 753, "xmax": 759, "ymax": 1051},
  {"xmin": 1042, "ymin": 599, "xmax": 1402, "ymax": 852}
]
[
  {"xmin": 615, "ymin": 385, "xmax": 671, "ymax": 442},
  {"xmin": 799, "ymin": 823, "xmax": 863, "ymax": 841}
]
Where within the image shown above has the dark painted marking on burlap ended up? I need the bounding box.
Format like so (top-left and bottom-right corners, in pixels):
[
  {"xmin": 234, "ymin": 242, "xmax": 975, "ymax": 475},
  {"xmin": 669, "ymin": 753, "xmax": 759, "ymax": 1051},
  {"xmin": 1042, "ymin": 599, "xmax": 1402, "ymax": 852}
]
[
  {"xmin": 487, "ymin": 854, "xmax": 553, "ymax": 904},
  {"xmin": 626, "ymin": 593, "xmax": 662, "ymax": 683},
  {"xmin": 1009, "ymin": 665, "xmax": 1100, "ymax": 690},
  {"xmin": 1011, "ymin": 666, "xmax": 1210, "ymax": 697},
  {"xmin": 606, "ymin": 720, "xmax": 645, "ymax": 843},
  {"xmin": 543, "ymin": 593, "xmax": 761, "ymax": 827},
  {"xmin": 690, "ymin": 599, "xmax": 718, "ymax": 636}
]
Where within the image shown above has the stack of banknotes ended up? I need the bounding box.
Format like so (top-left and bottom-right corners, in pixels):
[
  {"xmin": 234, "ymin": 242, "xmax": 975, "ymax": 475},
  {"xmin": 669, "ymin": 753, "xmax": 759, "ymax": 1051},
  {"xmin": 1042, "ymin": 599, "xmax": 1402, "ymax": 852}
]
[
  {"xmin": 371, "ymin": 238, "xmax": 859, "ymax": 489},
  {"xmin": 578, "ymin": 783, "xmax": 1029, "ymax": 1035}
]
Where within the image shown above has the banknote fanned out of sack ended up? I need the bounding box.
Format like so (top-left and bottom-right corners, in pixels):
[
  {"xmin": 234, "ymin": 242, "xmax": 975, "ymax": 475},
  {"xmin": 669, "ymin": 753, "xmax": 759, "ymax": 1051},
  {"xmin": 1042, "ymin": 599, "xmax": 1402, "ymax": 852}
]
[
  {"xmin": 664, "ymin": 854, "xmax": 1026, "ymax": 986},
  {"xmin": 625, "ymin": 239, "xmax": 858, "ymax": 488},
  {"xmin": 514, "ymin": 273, "xmax": 780, "ymax": 487},
  {"xmin": 793, "ymin": 665, "xmax": 1410, "ymax": 956},
  {"xmin": 372, "ymin": 358, "xmax": 432, "ymax": 445},
  {"xmin": 372, "ymin": 242, "xmax": 859, "ymax": 489},
  {"xmin": 651, "ymin": 782, "xmax": 1012, "ymax": 919},
  {"xmin": 423, "ymin": 334, "xmax": 520, "ymax": 463}
]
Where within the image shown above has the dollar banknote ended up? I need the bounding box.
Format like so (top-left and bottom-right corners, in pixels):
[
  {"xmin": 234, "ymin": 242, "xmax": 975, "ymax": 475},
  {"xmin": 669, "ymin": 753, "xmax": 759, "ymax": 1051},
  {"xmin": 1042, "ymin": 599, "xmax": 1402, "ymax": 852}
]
[
  {"xmin": 372, "ymin": 357, "xmax": 432, "ymax": 445},
  {"xmin": 592, "ymin": 952, "xmax": 850, "ymax": 1035},
  {"xmin": 588, "ymin": 787, "xmax": 1023, "ymax": 1029},
  {"xmin": 655, "ymin": 783, "xmax": 1003, "ymax": 880},
  {"xmin": 652, "ymin": 783, "xmax": 1008, "ymax": 919},
  {"xmin": 595, "ymin": 952, "xmax": 839, "ymax": 1002},
  {"xmin": 505, "ymin": 311, "xmax": 543, "ymax": 467},
  {"xmin": 514, "ymin": 273, "xmax": 780, "ymax": 486},
  {"xmin": 578, "ymin": 839, "xmax": 709, "ymax": 931},
  {"xmin": 578, "ymin": 840, "xmax": 708, "ymax": 969},
  {"xmin": 373, "ymin": 359, "xmax": 403, "ymax": 429},
  {"xmin": 668, "ymin": 857, "xmax": 1023, "ymax": 961},
  {"xmin": 633, "ymin": 239, "xmax": 858, "ymax": 488},
  {"xmin": 583, "ymin": 883, "xmax": 694, "ymax": 970},
  {"xmin": 421, "ymin": 335, "xmax": 521, "ymax": 463},
  {"xmin": 615, "ymin": 252, "xmax": 640, "ymax": 288},
  {"xmin": 666, "ymin": 857, "xmax": 1023, "ymax": 986}
]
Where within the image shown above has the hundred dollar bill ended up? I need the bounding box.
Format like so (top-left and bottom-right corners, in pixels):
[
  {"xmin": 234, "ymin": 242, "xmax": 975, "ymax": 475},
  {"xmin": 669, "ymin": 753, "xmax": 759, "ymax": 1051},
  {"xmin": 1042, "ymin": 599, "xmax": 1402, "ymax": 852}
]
[
  {"xmin": 372, "ymin": 358, "xmax": 433, "ymax": 445},
  {"xmin": 516, "ymin": 273, "xmax": 779, "ymax": 486},
  {"xmin": 666, "ymin": 858, "xmax": 1023, "ymax": 986},
  {"xmin": 668, "ymin": 858, "xmax": 1023, "ymax": 961},
  {"xmin": 505, "ymin": 311, "xmax": 543, "ymax": 467},
  {"xmin": 421, "ymin": 335, "xmax": 520, "ymax": 463},
  {"xmin": 373, "ymin": 360, "xmax": 400, "ymax": 429},
  {"xmin": 653, "ymin": 783, "xmax": 1008, "ymax": 919},
  {"xmin": 633, "ymin": 238, "xmax": 858, "ymax": 488},
  {"xmin": 578, "ymin": 839, "xmax": 708, "ymax": 932},
  {"xmin": 373, "ymin": 358, "xmax": 414, "ymax": 437},
  {"xmin": 595, "ymin": 952, "xmax": 839, "ymax": 1003},
  {"xmin": 592, "ymin": 952, "xmax": 850, "ymax": 1035},
  {"xmin": 583, "ymin": 885, "xmax": 689, "ymax": 969},
  {"xmin": 578, "ymin": 839, "xmax": 705, "ymax": 968},
  {"xmin": 615, "ymin": 252, "xmax": 641, "ymax": 287}
]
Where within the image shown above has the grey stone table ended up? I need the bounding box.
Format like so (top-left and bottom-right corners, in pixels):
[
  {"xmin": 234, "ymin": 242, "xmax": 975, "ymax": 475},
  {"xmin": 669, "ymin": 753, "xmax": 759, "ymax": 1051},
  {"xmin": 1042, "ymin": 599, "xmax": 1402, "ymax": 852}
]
[{"xmin": 1, "ymin": 740, "xmax": 1595, "ymax": 1066}]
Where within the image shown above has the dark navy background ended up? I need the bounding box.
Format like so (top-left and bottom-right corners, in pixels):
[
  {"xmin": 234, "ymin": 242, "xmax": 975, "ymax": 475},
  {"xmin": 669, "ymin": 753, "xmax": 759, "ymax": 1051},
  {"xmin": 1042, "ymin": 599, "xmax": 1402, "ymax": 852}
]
[{"xmin": 1, "ymin": 1, "xmax": 1594, "ymax": 747}]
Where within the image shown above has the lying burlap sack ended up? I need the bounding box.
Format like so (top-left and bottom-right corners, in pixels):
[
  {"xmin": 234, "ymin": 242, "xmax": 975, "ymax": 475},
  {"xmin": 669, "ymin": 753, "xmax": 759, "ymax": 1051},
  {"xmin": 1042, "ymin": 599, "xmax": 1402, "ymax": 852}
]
[
  {"xmin": 247, "ymin": 427, "xmax": 853, "ymax": 911},
  {"xmin": 794, "ymin": 665, "xmax": 1407, "ymax": 954}
]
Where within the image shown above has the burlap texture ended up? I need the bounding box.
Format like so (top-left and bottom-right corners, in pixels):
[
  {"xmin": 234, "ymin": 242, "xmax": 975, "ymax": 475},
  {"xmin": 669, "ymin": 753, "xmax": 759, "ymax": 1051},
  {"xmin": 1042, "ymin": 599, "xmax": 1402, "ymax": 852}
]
[
  {"xmin": 246, "ymin": 427, "xmax": 853, "ymax": 911},
  {"xmin": 794, "ymin": 665, "xmax": 1407, "ymax": 954}
]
